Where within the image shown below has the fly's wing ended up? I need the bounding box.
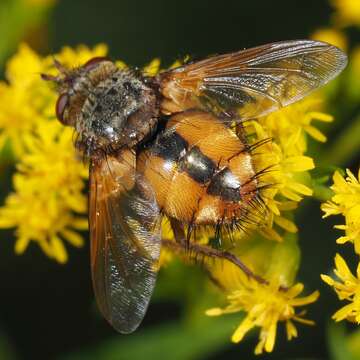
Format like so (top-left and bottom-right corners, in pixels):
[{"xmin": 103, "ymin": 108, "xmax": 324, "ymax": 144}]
[
  {"xmin": 159, "ymin": 40, "xmax": 347, "ymax": 119},
  {"xmin": 89, "ymin": 150, "xmax": 161, "ymax": 333}
]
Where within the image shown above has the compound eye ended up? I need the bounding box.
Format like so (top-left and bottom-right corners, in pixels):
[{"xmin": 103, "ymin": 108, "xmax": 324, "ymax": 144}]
[
  {"xmin": 83, "ymin": 57, "xmax": 109, "ymax": 71},
  {"xmin": 56, "ymin": 93, "xmax": 69, "ymax": 124}
]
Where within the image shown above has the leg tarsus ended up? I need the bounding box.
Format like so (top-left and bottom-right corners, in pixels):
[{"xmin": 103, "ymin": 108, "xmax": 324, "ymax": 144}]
[
  {"xmin": 162, "ymin": 239, "xmax": 268, "ymax": 286},
  {"xmin": 169, "ymin": 218, "xmax": 186, "ymax": 245}
]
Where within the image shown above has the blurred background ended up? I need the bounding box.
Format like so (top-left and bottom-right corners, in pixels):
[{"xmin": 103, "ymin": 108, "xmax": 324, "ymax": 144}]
[{"xmin": 0, "ymin": 0, "xmax": 359, "ymax": 359}]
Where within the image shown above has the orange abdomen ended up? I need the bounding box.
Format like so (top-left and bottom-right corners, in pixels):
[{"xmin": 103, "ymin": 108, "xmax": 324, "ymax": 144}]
[{"xmin": 138, "ymin": 110, "xmax": 260, "ymax": 226}]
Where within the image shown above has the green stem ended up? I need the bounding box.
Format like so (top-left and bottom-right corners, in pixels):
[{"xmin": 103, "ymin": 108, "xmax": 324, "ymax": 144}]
[
  {"xmin": 312, "ymin": 183, "xmax": 334, "ymax": 202},
  {"xmin": 0, "ymin": 0, "xmax": 54, "ymax": 71},
  {"xmin": 320, "ymin": 115, "xmax": 360, "ymax": 166}
]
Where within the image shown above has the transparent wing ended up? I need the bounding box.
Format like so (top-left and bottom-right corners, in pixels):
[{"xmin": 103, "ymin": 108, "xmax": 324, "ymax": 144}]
[
  {"xmin": 160, "ymin": 40, "xmax": 347, "ymax": 119},
  {"xmin": 89, "ymin": 150, "xmax": 161, "ymax": 334}
]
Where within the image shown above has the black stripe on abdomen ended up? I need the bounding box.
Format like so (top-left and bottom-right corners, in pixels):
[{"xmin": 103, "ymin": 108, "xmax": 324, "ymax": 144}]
[
  {"xmin": 151, "ymin": 130, "xmax": 188, "ymax": 162},
  {"xmin": 207, "ymin": 168, "xmax": 241, "ymax": 202},
  {"xmin": 152, "ymin": 130, "xmax": 216, "ymax": 185},
  {"xmin": 178, "ymin": 146, "xmax": 216, "ymax": 183},
  {"xmin": 152, "ymin": 130, "xmax": 242, "ymax": 202}
]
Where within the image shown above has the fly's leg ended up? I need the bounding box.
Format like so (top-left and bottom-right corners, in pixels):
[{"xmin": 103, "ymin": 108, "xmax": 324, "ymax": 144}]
[{"xmin": 166, "ymin": 218, "xmax": 269, "ymax": 286}]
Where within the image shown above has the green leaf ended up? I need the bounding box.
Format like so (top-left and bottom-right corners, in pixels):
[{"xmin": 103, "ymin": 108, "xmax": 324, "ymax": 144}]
[
  {"xmin": 264, "ymin": 232, "xmax": 300, "ymax": 286},
  {"xmin": 345, "ymin": 326, "xmax": 360, "ymax": 359},
  {"xmin": 311, "ymin": 166, "xmax": 345, "ymax": 202},
  {"xmin": 319, "ymin": 115, "xmax": 360, "ymax": 166},
  {"xmin": 311, "ymin": 183, "xmax": 334, "ymax": 202},
  {"xmin": 61, "ymin": 316, "xmax": 237, "ymax": 360},
  {"xmin": 327, "ymin": 322, "xmax": 356, "ymax": 360}
]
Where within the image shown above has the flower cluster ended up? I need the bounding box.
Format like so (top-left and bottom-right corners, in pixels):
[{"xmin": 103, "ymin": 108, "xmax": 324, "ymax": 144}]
[
  {"xmin": 309, "ymin": 0, "xmax": 360, "ymax": 344},
  {"xmin": 207, "ymin": 280, "xmax": 318, "ymax": 355},
  {"xmin": 312, "ymin": 0, "xmax": 360, "ymax": 105},
  {"xmin": 322, "ymin": 169, "xmax": 360, "ymax": 252},
  {"xmin": 0, "ymin": 43, "xmax": 107, "ymax": 262},
  {"xmin": 0, "ymin": 121, "xmax": 88, "ymax": 263},
  {"xmin": 322, "ymin": 254, "xmax": 360, "ymax": 323},
  {"xmin": 201, "ymin": 227, "xmax": 319, "ymax": 354},
  {"xmin": 331, "ymin": 0, "xmax": 360, "ymax": 27},
  {"xmin": 311, "ymin": 0, "xmax": 360, "ymax": 49},
  {"xmin": 246, "ymin": 97, "xmax": 332, "ymax": 241},
  {"xmin": 0, "ymin": 44, "xmax": 336, "ymax": 353},
  {"xmin": 321, "ymin": 168, "xmax": 360, "ymax": 321}
]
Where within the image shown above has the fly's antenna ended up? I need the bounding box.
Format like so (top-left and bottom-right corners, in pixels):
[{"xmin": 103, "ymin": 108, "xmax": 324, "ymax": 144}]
[{"xmin": 40, "ymin": 58, "xmax": 69, "ymax": 83}]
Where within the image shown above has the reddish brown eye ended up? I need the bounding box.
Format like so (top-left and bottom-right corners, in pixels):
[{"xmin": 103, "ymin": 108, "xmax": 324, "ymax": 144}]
[
  {"xmin": 83, "ymin": 57, "xmax": 109, "ymax": 71},
  {"xmin": 56, "ymin": 93, "xmax": 69, "ymax": 124}
]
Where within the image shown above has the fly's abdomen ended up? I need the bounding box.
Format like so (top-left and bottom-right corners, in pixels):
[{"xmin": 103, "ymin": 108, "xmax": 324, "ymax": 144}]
[{"xmin": 138, "ymin": 110, "xmax": 263, "ymax": 227}]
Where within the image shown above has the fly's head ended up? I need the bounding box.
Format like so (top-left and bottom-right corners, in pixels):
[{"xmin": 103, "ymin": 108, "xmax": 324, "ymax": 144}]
[{"xmin": 42, "ymin": 57, "xmax": 158, "ymax": 157}]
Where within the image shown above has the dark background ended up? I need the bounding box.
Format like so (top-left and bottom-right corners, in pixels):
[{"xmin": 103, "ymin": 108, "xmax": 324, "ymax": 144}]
[{"xmin": 0, "ymin": 0, "xmax": 357, "ymax": 359}]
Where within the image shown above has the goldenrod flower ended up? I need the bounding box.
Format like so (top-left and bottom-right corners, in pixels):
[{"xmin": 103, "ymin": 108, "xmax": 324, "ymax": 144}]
[
  {"xmin": 207, "ymin": 279, "xmax": 319, "ymax": 354},
  {"xmin": 322, "ymin": 254, "xmax": 360, "ymax": 323},
  {"xmin": 321, "ymin": 169, "xmax": 360, "ymax": 253},
  {"xmin": 0, "ymin": 43, "xmax": 108, "ymax": 158},
  {"xmin": 0, "ymin": 43, "xmax": 107, "ymax": 262},
  {"xmin": 0, "ymin": 121, "xmax": 88, "ymax": 263},
  {"xmin": 262, "ymin": 97, "xmax": 333, "ymax": 150},
  {"xmin": 142, "ymin": 56, "xmax": 190, "ymax": 76},
  {"xmin": 311, "ymin": 27, "xmax": 348, "ymax": 51},
  {"xmin": 48, "ymin": 43, "xmax": 108, "ymax": 69},
  {"xmin": 331, "ymin": 0, "xmax": 360, "ymax": 27},
  {"xmin": 0, "ymin": 44, "xmax": 52, "ymax": 156},
  {"xmin": 204, "ymin": 234, "xmax": 318, "ymax": 354},
  {"xmin": 248, "ymin": 97, "xmax": 332, "ymax": 241},
  {"xmin": 0, "ymin": 83, "xmax": 39, "ymax": 155},
  {"xmin": 143, "ymin": 58, "xmax": 161, "ymax": 76}
]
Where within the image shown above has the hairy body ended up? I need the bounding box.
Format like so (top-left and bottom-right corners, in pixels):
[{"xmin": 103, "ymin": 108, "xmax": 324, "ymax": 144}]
[{"xmin": 43, "ymin": 40, "xmax": 347, "ymax": 333}]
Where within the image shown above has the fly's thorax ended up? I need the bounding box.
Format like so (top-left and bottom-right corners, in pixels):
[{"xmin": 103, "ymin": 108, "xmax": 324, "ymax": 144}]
[
  {"xmin": 75, "ymin": 69, "xmax": 158, "ymax": 155},
  {"xmin": 49, "ymin": 59, "xmax": 159, "ymax": 157}
]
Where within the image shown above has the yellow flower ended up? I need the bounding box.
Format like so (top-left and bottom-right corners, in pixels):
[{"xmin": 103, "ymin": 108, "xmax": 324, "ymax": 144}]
[
  {"xmin": 142, "ymin": 56, "xmax": 190, "ymax": 77},
  {"xmin": 48, "ymin": 43, "xmax": 108, "ymax": 69},
  {"xmin": 143, "ymin": 58, "xmax": 161, "ymax": 76},
  {"xmin": 203, "ymin": 233, "xmax": 318, "ymax": 354},
  {"xmin": 0, "ymin": 43, "xmax": 108, "ymax": 158},
  {"xmin": 331, "ymin": 0, "xmax": 360, "ymax": 26},
  {"xmin": 207, "ymin": 279, "xmax": 319, "ymax": 354},
  {"xmin": 261, "ymin": 97, "xmax": 333, "ymax": 149},
  {"xmin": 247, "ymin": 97, "xmax": 332, "ymax": 241},
  {"xmin": 0, "ymin": 43, "xmax": 106, "ymax": 262},
  {"xmin": 0, "ymin": 121, "xmax": 88, "ymax": 263},
  {"xmin": 0, "ymin": 44, "xmax": 53, "ymax": 156},
  {"xmin": 0, "ymin": 83, "xmax": 39, "ymax": 155},
  {"xmin": 321, "ymin": 168, "xmax": 360, "ymax": 253},
  {"xmin": 5, "ymin": 43, "xmax": 45, "ymax": 88},
  {"xmin": 311, "ymin": 27, "xmax": 348, "ymax": 51},
  {"xmin": 322, "ymin": 254, "xmax": 360, "ymax": 323}
]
